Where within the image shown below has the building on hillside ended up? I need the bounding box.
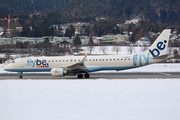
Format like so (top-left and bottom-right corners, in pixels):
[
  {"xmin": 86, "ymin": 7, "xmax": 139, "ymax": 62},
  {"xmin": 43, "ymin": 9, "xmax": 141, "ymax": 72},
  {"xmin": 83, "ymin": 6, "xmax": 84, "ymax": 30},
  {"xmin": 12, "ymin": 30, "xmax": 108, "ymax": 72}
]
[
  {"xmin": 0, "ymin": 27, "xmax": 4, "ymax": 37},
  {"xmin": 101, "ymin": 34, "xmax": 129, "ymax": 45},
  {"xmin": 114, "ymin": 34, "xmax": 129, "ymax": 44},
  {"xmin": 13, "ymin": 37, "xmax": 44, "ymax": 44},
  {"xmin": 79, "ymin": 36, "xmax": 90, "ymax": 45},
  {"xmin": 57, "ymin": 40, "xmax": 72, "ymax": 53},
  {"xmin": 125, "ymin": 18, "xmax": 141, "ymax": 24},
  {"xmin": 135, "ymin": 37, "xmax": 151, "ymax": 46},
  {"xmin": 26, "ymin": 37, "xmax": 44, "ymax": 44},
  {"xmin": 53, "ymin": 37, "xmax": 70, "ymax": 44},
  {"xmin": 72, "ymin": 22, "xmax": 93, "ymax": 35},
  {"xmin": 53, "ymin": 22, "xmax": 93, "ymax": 36},
  {"xmin": 0, "ymin": 38, "xmax": 12, "ymax": 45},
  {"xmin": 92, "ymin": 37, "xmax": 101, "ymax": 45},
  {"xmin": 101, "ymin": 35, "xmax": 116, "ymax": 44},
  {"xmin": 13, "ymin": 37, "xmax": 27, "ymax": 44}
]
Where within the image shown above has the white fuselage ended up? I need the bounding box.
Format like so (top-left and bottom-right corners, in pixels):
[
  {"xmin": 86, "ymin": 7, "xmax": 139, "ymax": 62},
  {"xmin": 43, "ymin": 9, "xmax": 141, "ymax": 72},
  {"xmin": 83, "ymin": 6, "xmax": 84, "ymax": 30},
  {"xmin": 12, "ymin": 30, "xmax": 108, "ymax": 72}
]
[{"xmin": 4, "ymin": 54, "xmax": 161, "ymax": 73}]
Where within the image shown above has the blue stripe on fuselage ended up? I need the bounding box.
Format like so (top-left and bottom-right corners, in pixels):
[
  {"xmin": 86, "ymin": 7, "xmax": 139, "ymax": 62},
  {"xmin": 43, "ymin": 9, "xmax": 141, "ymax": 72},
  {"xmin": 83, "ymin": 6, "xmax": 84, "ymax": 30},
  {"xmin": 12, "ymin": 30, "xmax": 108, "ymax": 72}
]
[{"xmin": 4, "ymin": 66, "xmax": 138, "ymax": 73}]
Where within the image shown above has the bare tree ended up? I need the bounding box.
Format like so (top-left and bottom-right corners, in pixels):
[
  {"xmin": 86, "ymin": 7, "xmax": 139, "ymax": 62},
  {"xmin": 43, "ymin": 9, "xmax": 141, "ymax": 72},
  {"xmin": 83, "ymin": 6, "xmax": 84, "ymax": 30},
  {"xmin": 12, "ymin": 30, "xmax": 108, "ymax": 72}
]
[
  {"xmin": 141, "ymin": 46, "xmax": 148, "ymax": 52},
  {"xmin": 168, "ymin": 47, "xmax": 173, "ymax": 54},
  {"xmin": 127, "ymin": 46, "xmax": 134, "ymax": 54},
  {"xmin": 112, "ymin": 45, "xmax": 121, "ymax": 55},
  {"xmin": 99, "ymin": 46, "xmax": 108, "ymax": 55},
  {"xmin": 86, "ymin": 46, "xmax": 94, "ymax": 55}
]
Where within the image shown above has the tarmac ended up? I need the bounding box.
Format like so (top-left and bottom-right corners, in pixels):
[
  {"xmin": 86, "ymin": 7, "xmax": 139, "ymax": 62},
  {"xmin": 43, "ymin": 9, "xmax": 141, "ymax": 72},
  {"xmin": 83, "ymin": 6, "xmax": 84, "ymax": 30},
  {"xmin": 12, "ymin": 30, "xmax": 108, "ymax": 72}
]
[{"xmin": 0, "ymin": 72, "xmax": 180, "ymax": 80}]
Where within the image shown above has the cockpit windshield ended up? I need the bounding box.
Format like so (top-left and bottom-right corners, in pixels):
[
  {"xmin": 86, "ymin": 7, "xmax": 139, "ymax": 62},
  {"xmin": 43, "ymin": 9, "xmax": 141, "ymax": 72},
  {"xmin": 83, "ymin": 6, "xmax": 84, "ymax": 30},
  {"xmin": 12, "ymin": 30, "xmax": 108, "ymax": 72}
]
[{"xmin": 5, "ymin": 59, "xmax": 15, "ymax": 65}]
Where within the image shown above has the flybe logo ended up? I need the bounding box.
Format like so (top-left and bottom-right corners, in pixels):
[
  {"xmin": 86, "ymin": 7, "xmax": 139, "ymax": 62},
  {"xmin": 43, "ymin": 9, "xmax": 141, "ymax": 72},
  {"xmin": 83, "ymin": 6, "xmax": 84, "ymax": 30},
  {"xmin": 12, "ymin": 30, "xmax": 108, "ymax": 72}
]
[
  {"xmin": 149, "ymin": 40, "xmax": 167, "ymax": 57},
  {"xmin": 26, "ymin": 59, "xmax": 49, "ymax": 68}
]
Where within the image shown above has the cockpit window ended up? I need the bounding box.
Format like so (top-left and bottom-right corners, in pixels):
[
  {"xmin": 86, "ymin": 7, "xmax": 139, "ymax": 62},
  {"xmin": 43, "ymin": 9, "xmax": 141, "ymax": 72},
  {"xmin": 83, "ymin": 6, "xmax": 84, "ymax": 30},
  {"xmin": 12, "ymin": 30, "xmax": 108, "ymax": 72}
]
[{"xmin": 5, "ymin": 59, "xmax": 15, "ymax": 65}]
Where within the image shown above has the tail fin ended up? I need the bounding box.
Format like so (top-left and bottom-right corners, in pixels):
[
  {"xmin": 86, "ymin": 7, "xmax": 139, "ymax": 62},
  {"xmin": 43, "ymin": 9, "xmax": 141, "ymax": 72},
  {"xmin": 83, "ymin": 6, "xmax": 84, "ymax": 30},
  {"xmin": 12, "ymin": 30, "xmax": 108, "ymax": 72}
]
[{"xmin": 143, "ymin": 29, "xmax": 171, "ymax": 58}]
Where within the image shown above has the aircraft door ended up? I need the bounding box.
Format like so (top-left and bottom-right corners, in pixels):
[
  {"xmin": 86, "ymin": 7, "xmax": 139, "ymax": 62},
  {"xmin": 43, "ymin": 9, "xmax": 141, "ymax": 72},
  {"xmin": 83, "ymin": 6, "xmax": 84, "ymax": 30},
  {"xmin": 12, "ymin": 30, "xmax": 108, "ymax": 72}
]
[{"xmin": 20, "ymin": 58, "xmax": 26, "ymax": 68}]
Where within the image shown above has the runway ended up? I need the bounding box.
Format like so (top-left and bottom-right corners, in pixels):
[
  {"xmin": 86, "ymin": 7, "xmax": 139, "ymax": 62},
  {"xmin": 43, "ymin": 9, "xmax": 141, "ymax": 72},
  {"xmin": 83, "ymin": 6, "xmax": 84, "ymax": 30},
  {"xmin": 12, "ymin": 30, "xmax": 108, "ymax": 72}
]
[{"xmin": 0, "ymin": 72, "xmax": 180, "ymax": 79}]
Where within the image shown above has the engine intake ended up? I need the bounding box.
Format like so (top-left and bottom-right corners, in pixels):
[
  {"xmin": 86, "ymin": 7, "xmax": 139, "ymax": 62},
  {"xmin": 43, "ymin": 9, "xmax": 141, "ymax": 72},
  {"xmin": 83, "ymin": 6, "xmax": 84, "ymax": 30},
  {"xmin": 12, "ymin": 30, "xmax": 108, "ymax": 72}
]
[{"xmin": 51, "ymin": 68, "xmax": 68, "ymax": 77}]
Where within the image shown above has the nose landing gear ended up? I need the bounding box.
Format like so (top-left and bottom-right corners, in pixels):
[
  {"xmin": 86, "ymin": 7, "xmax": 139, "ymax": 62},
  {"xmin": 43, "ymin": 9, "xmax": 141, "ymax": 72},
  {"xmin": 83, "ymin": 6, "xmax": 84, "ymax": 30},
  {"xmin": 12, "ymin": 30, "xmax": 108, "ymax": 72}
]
[{"xmin": 18, "ymin": 72, "xmax": 23, "ymax": 79}]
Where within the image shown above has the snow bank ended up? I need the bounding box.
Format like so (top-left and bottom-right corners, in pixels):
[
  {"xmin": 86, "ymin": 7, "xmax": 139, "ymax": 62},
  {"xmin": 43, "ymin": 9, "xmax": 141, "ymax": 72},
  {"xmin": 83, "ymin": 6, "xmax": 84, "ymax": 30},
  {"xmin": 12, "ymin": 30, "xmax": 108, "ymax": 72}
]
[{"xmin": 0, "ymin": 79, "xmax": 180, "ymax": 120}]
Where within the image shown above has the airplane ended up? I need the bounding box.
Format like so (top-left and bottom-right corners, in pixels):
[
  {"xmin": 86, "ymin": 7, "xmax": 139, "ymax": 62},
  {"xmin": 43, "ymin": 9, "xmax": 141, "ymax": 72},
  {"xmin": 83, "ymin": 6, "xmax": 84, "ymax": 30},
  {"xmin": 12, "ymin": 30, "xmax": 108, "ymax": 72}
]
[{"xmin": 4, "ymin": 29, "xmax": 173, "ymax": 79}]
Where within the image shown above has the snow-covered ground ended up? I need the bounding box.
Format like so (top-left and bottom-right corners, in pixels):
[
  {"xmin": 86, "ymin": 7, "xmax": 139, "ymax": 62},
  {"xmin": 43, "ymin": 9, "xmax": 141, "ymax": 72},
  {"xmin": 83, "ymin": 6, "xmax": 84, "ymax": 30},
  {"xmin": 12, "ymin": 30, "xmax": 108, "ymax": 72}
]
[
  {"xmin": 0, "ymin": 79, "xmax": 180, "ymax": 120},
  {"xmin": 1, "ymin": 62, "xmax": 180, "ymax": 120}
]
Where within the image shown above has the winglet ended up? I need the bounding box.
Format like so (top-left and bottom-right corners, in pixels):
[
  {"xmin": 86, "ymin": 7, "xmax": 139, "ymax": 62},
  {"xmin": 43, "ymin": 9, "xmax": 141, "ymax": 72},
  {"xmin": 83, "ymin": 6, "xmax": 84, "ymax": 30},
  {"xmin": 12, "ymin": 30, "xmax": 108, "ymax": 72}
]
[
  {"xmin": 66, "ymin": 54, "xmax": 88, "ymax": 73},
  {"xmin": 79, "ymin": 54, "xmax": 87, "ymax": 65}
]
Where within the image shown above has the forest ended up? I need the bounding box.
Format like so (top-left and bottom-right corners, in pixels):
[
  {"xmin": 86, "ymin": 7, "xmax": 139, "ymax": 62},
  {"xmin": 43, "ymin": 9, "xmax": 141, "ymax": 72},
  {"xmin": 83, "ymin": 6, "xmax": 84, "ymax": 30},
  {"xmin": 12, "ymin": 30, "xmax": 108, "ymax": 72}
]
[{"xmin": 0, "ymin": 0, "xmax": 180, "ymax": 25}]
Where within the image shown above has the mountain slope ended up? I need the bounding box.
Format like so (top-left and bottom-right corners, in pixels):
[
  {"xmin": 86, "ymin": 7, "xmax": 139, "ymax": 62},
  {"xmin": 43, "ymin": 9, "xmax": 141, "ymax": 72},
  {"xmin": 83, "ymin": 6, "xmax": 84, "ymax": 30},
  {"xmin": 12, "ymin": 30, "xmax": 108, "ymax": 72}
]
[{"xmin": 0, "ymin": 0, "xmax": 180, "ymax": 24}]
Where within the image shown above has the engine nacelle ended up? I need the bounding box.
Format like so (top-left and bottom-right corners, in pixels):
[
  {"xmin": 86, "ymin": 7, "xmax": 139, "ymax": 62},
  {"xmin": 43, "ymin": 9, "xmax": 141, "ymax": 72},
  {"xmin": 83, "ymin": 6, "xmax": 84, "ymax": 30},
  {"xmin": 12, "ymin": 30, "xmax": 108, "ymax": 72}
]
[{"xmin": 51, "ymin": 68, "xmax": 68, "ymax": 77}]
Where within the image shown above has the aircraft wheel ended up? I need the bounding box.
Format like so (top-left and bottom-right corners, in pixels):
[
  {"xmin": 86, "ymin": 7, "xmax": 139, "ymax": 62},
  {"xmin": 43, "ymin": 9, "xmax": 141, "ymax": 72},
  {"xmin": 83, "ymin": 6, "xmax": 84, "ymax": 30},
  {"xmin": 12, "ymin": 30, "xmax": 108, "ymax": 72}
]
[
  {"xmin": 84, "ymin": 73, "xmax": 90, "ymax": 78},
  {"xmin": 19, "ymin": 75, "xmax": 23, "ymax": 79},
  {"xmin": 77, "ymin": 74, "xmax": 83, "ymax": 79}
]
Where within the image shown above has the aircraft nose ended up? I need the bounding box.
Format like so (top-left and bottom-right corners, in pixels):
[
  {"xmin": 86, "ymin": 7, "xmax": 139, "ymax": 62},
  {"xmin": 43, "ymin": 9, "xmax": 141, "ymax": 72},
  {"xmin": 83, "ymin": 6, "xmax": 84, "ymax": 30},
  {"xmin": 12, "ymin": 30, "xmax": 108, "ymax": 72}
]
[
  {"xmin": 3, "ymin": 63, "xmax": 14, "ymax": 71},
  {"xmin": 3, "ymin": 64, "xmax": 10, "ymax": 71}
]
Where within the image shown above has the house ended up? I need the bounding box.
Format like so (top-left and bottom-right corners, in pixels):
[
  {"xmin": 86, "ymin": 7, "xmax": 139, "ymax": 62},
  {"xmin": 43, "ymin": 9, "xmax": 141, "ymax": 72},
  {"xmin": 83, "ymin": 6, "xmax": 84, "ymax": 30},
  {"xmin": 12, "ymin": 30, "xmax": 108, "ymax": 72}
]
[
  {"xmin": 0, "ymin": 38, "xmax": 12, "ymax": 45},
  {"xmin": 57, "ymin": 40, "xmax": 72, "ymax": 52},
  {"xmin": 101, "ymin": 35, "xmax": 116, "ymax": 44},
  {"xmin": 135, "ymin": 37, "xmax": 151, "ymax": 46},
  {"xmin": 92, "ymin": 36, "xmax": 101, "ymax": 45}
]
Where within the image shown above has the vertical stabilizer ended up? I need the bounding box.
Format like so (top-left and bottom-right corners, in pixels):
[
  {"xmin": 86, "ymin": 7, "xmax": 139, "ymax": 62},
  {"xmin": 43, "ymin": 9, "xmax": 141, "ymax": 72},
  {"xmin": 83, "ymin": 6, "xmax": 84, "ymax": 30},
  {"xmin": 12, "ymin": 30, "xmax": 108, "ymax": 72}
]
[{"xmin": 144, "ymin": 29, "xmax": 171, "ymax": 58}]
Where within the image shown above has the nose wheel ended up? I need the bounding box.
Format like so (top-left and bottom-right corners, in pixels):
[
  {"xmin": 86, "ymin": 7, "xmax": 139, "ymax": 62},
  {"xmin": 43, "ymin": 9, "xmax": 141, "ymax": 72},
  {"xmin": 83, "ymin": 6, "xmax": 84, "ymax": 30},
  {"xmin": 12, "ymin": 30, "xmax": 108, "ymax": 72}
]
[
  {"xmin": 19, "ymin": 75, "xmax": 23, "ymax": 78},
  {"xmin": 18, "ymin": 72, "xmax": 23, "ymax": 79}
]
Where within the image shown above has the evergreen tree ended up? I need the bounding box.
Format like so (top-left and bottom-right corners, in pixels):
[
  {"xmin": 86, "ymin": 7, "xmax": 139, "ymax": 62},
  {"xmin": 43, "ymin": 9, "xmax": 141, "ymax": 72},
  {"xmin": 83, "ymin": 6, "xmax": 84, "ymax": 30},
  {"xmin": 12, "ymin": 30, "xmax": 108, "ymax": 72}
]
[
  {"xmin": 65, "ymin": 25, "xmax": 75, "ymax": 39},
  {"xmin": 88, "ymin": 35, "xmax": 94, "ymax": 46},
  {"xmin": 73, "ymin": 35, "xmax": 82, "ymax": 47}
]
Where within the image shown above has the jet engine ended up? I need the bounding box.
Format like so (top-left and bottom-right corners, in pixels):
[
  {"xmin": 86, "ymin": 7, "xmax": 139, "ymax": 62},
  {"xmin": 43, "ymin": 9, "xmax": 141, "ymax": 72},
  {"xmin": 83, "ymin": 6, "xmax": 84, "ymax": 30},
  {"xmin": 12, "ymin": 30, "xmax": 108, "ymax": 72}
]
[{"xmin": 51, "ymin": 68, "xmax": 68, "ymax": 77}]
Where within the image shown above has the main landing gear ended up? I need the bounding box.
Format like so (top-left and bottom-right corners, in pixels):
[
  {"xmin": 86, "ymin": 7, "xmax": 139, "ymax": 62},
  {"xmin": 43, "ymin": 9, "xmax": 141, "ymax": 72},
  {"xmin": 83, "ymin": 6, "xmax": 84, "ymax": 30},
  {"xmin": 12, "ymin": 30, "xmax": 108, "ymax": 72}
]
[{"xmin": 77, "ymin": 73, "xmax": 90, "ymax": 79}]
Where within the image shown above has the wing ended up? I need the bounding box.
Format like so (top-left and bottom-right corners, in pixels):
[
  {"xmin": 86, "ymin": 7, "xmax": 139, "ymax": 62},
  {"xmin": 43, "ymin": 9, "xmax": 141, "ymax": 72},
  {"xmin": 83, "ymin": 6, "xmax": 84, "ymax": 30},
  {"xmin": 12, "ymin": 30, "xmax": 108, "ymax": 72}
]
[{"xmin": 65, "ymin": 55, "xmax": 88, "ymax": 73}]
